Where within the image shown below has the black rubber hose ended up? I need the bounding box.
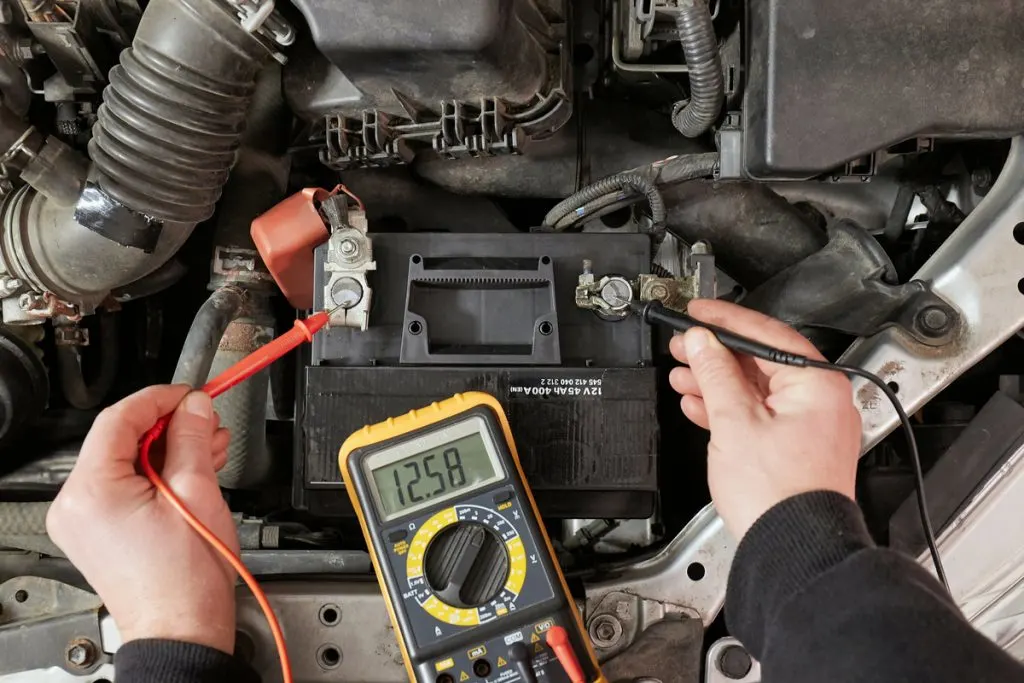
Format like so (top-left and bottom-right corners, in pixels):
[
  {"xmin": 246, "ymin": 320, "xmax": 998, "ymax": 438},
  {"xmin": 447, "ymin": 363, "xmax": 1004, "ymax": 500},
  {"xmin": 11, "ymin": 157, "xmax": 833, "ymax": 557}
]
[
  {"xmin": 88, "ymin": 0, "xmax": 273, "ymax": 224},
  {"xmin": 209, "ymin": 300, "xmax": 275, "ymax": 489},
  {"xmin": 543, "ymin": 172, "xmax": 666, "ymax": 230},
  {"xmin": 671, "ymin": 0, "xmax": 724, "ymax": 138},
  {"xmin": 171, "ymin": 287, "xmax": 246, "ymax": 388},
  {"xmin": 56, "ymin": 313, "xmax": 118, "ymax": 410}
]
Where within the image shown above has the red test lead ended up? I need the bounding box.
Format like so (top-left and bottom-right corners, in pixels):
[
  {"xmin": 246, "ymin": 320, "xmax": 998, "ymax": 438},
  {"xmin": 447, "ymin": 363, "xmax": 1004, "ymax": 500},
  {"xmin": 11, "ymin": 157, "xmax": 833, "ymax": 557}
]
[
  {"xmin": 138, "ymin": 309, "xmax": 335, "ymax": 683},
  {"xmin": 547, "ymin": 625, "xmax": 586, "ymax": 683}
]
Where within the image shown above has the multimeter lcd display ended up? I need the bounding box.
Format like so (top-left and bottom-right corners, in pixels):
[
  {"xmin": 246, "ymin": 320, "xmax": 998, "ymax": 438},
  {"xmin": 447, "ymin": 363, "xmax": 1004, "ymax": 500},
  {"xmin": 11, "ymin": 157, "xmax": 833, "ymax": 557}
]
[{"xmin": 370, "ymin": 432, "xmax": 498, "ymax": 517}]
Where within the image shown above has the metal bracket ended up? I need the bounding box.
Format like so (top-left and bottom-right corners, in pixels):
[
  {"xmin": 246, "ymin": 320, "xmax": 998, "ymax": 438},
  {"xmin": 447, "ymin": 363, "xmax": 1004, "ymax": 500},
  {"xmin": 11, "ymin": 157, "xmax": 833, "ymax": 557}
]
[
  {"xmin": 576, "ymin": 243, "xmax": 716, "ymax": 317},
  {"xmin": 583, "ymin": 504, "xmax": 734, "ymax": 632},
  {"xmin": 323, "ymin": 197, "xmax": 375, "ymax": 331},
  {"xmin": 0, "ymin": 577, "xmax": 109, "ymax": 676},
  {"xmin": 842, "ymin": 135, "xmax": 1024, "ymax": 451}
]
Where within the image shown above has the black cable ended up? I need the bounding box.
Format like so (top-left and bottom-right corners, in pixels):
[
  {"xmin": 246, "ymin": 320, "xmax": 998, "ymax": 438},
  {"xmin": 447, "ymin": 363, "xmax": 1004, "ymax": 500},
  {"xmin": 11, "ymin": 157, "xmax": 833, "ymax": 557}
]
[
  {"xmin": 630, "ymin": 299, "xmax": 951, "ymax": 593},
  {"xmin": 805, "ymin": 360, "xmax": 949, "ymax": 592}
]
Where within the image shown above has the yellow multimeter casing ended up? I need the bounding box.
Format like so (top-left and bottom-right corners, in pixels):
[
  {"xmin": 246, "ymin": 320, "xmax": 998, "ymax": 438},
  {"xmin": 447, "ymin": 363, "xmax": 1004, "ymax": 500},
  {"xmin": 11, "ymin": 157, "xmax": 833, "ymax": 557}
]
[{"xmin": 339, "ymin": 392, "xmax": 604, "ymax": 683}]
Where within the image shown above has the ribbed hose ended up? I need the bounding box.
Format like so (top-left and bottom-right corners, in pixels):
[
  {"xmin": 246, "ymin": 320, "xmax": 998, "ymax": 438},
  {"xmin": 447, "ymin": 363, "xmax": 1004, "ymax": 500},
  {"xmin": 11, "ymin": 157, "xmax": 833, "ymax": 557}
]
[
  {"xmin": 172, "ymin": 287, "xmax": 246, "ymax": 388},
  {"xmin": 543, "ymin": 172, "xmax": 666, "ymax": 230},
  {"xmin": 0, "ymin": 502, "xmax": 64, "ymax": 556},
  {"xmin": 671, "ymin": 0, "xmax": 724, "ymax": 138},
  {"xmin": 0, "ymin": 501, "xmax": 49, "ymax": 534},
  {"xmin": 87, "ymin": 0, "xmax": 272, "ymax": 224}
]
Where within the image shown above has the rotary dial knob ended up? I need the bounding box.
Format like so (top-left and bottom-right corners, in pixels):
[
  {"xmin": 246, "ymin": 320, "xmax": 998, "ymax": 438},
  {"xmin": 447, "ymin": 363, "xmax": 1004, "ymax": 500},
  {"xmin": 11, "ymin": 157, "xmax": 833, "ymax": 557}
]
[{"xmin": 424, "ymin": 522, "xmax": 509, "ymax": 608}]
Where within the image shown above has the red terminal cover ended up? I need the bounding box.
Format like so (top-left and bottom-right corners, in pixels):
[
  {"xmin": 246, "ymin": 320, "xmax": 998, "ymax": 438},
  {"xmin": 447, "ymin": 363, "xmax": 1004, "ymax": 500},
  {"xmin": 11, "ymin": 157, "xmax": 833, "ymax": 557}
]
[{"xmin": 251, "ymin": 187, "xmax": 331, "ymax": 309}]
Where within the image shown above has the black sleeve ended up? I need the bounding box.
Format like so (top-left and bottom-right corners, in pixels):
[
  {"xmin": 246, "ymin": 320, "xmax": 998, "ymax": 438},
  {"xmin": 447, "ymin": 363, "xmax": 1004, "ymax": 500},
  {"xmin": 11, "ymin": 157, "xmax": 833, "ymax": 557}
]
[
  {"xmin": 116, "ymin": 639, "xmax": 260, "ymax": 683},
  {"xmin": 726, "ymin": 491, "xmax": 1024, "ymax": 683}
]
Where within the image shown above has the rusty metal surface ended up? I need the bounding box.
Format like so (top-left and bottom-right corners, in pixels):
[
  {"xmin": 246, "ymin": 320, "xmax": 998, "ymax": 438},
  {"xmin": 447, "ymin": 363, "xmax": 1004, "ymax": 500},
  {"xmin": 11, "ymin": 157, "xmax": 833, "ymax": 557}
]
[{"xmin": 840, "ymin": 136, "xmax": 1024, "ymax": 452}]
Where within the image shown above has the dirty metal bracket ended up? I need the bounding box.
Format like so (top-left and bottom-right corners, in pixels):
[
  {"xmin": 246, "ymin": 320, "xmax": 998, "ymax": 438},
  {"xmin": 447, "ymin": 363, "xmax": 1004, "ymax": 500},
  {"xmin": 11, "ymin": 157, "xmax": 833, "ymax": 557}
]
[
  {"xmin": 582, "ymin": 504, "xmax": 734, "ymax": 653},
  {"xmin": 842, "ymin": 135, "xmax": 1024, "ymax": 452}
]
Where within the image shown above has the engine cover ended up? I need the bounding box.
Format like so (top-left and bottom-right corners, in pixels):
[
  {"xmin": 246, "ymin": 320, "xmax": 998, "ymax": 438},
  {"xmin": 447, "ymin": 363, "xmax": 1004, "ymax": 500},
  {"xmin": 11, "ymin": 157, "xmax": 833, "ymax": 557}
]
[
  {"xmin": 295, "ymin": 233, "xmax": 659, "ymax": 519},
  {"xmin": 285, "ymin": 0, "xmax": 557, "ymax": 120},
  {"xmin": 745, "ymin": 0, "xmax": 1024, "ymax": 178}
]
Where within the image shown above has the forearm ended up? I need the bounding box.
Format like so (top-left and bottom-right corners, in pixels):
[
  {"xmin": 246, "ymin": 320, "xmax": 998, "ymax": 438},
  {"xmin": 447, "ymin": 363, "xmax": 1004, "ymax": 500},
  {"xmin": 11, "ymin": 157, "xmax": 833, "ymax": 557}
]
[
  {"xmin": 727, "ymin": 491, "xmax": 1024, "ymax": 683},
  {"xmin": 116, "ymin": 639, "xmax": 260, "ymax": 683}
]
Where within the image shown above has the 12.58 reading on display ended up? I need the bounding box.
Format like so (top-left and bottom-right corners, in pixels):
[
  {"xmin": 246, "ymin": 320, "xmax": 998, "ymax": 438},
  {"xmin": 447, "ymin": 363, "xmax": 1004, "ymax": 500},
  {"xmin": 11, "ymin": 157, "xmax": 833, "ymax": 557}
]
[{"xmin": 370, "ymin": 433, "xmax": 498, "ymax": 516}]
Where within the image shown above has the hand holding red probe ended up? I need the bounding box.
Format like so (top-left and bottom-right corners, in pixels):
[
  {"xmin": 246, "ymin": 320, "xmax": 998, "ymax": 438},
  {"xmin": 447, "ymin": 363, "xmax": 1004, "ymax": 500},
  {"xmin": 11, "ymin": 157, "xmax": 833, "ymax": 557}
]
[{"xmin": 48, "ymin": 311, "xmax": 332, "ymax": 682}]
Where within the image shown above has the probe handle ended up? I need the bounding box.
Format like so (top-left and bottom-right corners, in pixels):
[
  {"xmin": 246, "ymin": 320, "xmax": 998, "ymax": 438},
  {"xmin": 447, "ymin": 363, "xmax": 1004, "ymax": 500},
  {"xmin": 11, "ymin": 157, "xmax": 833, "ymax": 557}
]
[
  {"xmin": 630, "ymin": 300, "xmax": 809, "ymax": 366},
  {"xmin": 201, "ymin": 311, "xmax": 330, "ymax": 399},
  {"xmin": 508, "ymin": 643, "xmax": 538, "ymax": 683},
  {"xmin": 546, "ymin": 626, "xmax": 586, "ymax": 683}
]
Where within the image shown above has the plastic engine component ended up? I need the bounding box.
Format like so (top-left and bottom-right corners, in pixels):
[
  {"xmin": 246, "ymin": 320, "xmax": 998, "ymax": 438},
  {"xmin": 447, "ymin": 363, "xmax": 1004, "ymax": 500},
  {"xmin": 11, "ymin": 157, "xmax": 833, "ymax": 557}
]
[
  {"xmin": 745, "ymin": 0, "xmax": 1024, "ymax": 178},
  {"xmin": 284, "ymin": 0, "xmax": 552, "ymax": 119},
  {"xmin": 400, "ymin": 254, "xmax": 560, "ymax": 365},
  {"xmin": 251, "ymin": 188, "xmax": 331, "ymax": 310}
]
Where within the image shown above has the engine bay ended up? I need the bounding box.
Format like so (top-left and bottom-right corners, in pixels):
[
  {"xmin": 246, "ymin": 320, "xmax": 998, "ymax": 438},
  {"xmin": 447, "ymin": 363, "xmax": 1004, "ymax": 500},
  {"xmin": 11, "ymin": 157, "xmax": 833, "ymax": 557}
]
[{"xmin": 1, "ymin": 0, "xmax": 1024, "ymax": 681}]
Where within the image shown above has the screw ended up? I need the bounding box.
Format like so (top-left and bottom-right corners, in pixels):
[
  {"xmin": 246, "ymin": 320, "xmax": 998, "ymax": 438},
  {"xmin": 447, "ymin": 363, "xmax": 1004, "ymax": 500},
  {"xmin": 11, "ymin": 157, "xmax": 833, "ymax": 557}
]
[
  {"xmin": 588, "ymin": 614, "xmax": 623, "ymax": 648},
  {"xmin": 972, "ymin": 168, "xmax": 993, "ymax": 193},
  {"xmin": 338, "ymin": 239, "xmax": 358, "ymax": 257},
  {"xmin": 717, "ymin": 644, "xmax": 752, "ymax": 679},
  {"xmin": 918, "ymin": 306, "xmax": 950, "ymax": 334},
  {"xmin": 18, "ymin": 293, "xmax": 41, "ymax": 311},
  {"xmin": 65, "ymin": 639, "xmax": 96, "ymax": 669},
  {"xmin": 649, "ymin": 283, "xmax": 669, "ymax": 301}
]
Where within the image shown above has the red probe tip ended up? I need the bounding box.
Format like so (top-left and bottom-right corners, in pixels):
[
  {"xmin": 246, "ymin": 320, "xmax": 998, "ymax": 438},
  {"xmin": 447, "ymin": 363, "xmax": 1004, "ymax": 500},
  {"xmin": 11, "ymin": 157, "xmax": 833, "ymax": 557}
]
[{"xmin": 546, "ymin": 626, "xmax": 586, "ymax": 683}]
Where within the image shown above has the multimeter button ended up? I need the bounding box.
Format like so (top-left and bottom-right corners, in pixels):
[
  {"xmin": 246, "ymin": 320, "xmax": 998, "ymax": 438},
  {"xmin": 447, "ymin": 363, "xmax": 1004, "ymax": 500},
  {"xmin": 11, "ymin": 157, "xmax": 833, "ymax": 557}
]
[
  {"xmin": 493, "ymin": 490, "xmax": 513, "ymax": 505},
  {"xmin": 388, "ymin": 529, "xmax": 408, "ymax": 542}
]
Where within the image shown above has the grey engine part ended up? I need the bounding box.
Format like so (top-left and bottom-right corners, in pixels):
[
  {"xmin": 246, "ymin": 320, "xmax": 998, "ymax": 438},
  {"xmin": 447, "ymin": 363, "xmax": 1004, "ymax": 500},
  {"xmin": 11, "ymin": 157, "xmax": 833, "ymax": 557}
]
[{"xmin": 4, "ymin": 1, "xmax": 1024, "ymax": 682}]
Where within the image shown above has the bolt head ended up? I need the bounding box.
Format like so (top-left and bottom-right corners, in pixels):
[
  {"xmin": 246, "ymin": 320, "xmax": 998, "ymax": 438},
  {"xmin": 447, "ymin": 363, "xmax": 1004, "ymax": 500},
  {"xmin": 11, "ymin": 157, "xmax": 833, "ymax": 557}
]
[
  {"xmin": 65, "ymin": 640, "xmax": 96, "ymax": 669},
  {"xmin": 971, "ymin": 168, "xmax": 992, "ymax": 189},
  {"xmin": 919, "ymin": 306, "xmax": 950, "ymax": 333},
  {"xmin": 718, "ymin": 645, "xmax": 752, "ymax": 679},
  {"xmin": 588, "ymin": 614, "xmax": 623, "ymax": 648},
  {"xmin": 339, "ymin": 239, "xmax": 358, "ymax": 256},
  {"xmin": 649, "ymin": 283, "xmax": 669, "ymax": 299}
]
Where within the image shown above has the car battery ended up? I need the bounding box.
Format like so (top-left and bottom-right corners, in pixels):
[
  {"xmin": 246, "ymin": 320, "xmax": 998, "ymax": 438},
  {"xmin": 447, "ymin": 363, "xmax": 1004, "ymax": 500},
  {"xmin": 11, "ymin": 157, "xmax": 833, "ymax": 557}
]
[{"xmin": 295, "ymin": 233, "xmax": 659, "ymax": 519}]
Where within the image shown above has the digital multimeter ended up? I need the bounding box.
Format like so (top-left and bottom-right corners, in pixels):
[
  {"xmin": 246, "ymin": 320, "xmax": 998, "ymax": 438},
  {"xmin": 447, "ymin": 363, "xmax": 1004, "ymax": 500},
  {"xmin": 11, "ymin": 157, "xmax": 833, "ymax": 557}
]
[{"xmin": 340, "ymin": 392, "xmax": 605, "ymax": 683}]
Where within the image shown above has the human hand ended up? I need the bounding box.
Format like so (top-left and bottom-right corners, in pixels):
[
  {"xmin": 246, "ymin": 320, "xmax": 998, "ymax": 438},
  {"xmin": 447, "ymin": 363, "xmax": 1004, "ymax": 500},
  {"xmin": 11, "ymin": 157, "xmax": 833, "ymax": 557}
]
[
  {"xmin": 669, "ymin": 300, "xmax": 862, "ymax": 541},
  {"xmin": 47, "ymin": 385, "xmax": 237, "ymax": 653}
]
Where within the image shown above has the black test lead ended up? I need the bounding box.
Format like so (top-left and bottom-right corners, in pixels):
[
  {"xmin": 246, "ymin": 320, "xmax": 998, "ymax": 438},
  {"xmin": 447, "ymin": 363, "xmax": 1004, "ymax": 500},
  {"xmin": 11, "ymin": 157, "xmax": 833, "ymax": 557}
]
[{"xmin": 626, "ymin": 298, "xmax": 950, "ymax": 593}]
